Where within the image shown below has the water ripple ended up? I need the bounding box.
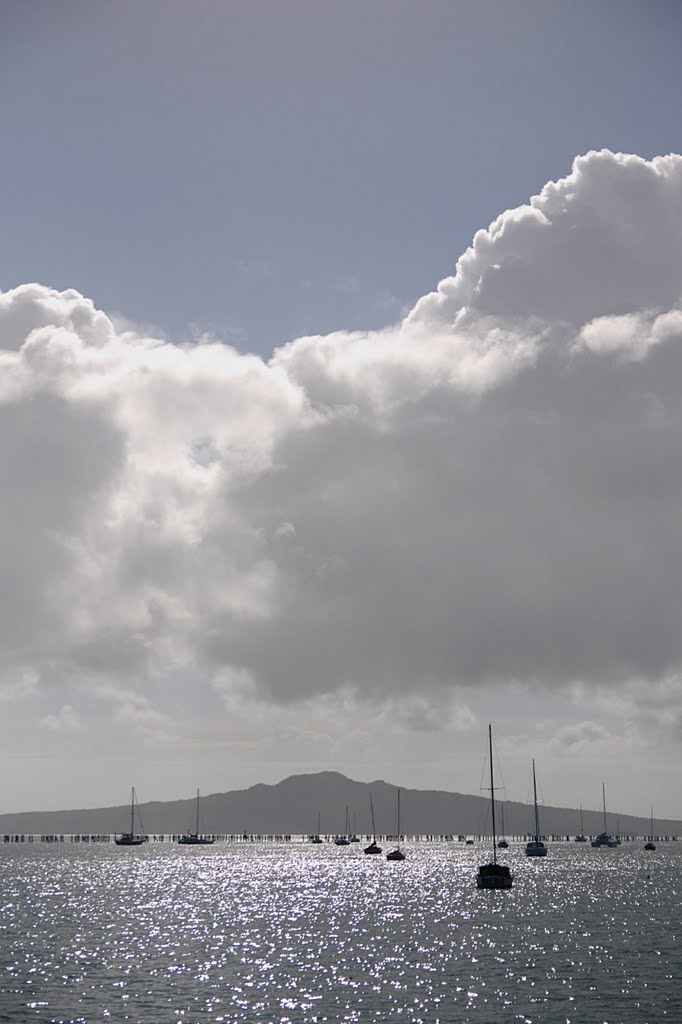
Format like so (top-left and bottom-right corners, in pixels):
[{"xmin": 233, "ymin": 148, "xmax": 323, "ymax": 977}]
[{"xmin": 0, "ymin": 841, "xmax": 678, "ymax": 1022}]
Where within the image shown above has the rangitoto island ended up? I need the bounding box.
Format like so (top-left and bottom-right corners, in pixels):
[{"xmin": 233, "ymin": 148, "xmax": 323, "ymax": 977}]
[{"xmin": 0, "ymin": 772, "xmax": 678, "ymax": 839}]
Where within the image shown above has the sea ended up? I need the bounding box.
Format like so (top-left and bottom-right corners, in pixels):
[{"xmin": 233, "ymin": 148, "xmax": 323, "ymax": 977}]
[{"xmin": 0, "ymin": 838, "xmax": 679, "ymax": 1023}]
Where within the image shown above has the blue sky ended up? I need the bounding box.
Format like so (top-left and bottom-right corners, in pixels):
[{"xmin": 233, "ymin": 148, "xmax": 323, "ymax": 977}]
[
  {"xmin": 3, "ymin": 0, "xmax": 681, "ymax": 355},
  {"xmin": 2, "ymin": 1, "xmax": 682, "ymax": 818}
]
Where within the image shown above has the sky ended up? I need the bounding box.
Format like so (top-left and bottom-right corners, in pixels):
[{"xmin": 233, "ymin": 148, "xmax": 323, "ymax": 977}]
[{"xmin": 1, "ymin": 0, "xmax": 681, "ymax": 819}]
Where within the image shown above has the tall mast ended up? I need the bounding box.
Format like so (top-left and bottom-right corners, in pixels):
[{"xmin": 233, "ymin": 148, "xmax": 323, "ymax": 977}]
[
  {"xmin": 370, "ymin": 792, "xmax": 377, "ymax": 840},
  {"xmin": 130, "ymin": 787, "xmax": 135, "ymax": 835},
  {"xmin": 532, "ymin": 760, "xmax": 540, "ymax": 839},
  {"xmin": 602, "ymin": 782, "xmax": 607, "ymax": 833},
  {"xmin": 195, "ymin": 789, "xmax": 200, "ymax": 835},
  {"xmin": 489, "ymin": 724, "xmax": 497, "ymax": 863}
]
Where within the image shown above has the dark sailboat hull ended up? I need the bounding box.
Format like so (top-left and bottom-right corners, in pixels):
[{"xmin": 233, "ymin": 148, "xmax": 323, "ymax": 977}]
[
  {"xmin": 525, "ymin": 840, "xmax": 547, "ymax": 856},
  {"xmin": 115, "ymin": 834, "xmax": 147, "ymax": 846},
  {"xmin": 477, "ymin": 863, "xmax": 513, "ymax": 889}
]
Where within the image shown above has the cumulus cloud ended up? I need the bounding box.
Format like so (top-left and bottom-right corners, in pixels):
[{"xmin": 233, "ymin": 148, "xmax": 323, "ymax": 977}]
[
  {"xmin": 548, "ymin": 720, "xmax": 611, "ymax": 754},
  {"xmin": 3, "ymin": 150, "xmax": 682, "ymax": 721},
  {"xmin": 40, "ymin": 704, "xmax": 82, "ymax": 732}
]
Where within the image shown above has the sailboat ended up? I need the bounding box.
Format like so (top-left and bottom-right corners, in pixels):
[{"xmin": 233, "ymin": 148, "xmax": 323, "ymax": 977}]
[
  {"xmin": 574, "ymin": 804, "xmax": 587, "ymax": 842},
  {"xmin": 386, "ymin": 789, "xmax": 405, "ymax": 861},
  {"xmin": 115, "ymin": 787, "xmax": 148, "ymax": 846},
  {"xmin": 310, "ymin": 811, "xmax": 324, "ymax": 844},
  {"xmin": 334, "ymin": 805, "xmax": 351, "ymax": 845},
  {"xmin": 496, "ymin": 800, "xmax": 509, "ymax": 849},
  {"xmin": 364, "ymin": 791, "xmax": 382, "ymax": 854},
  {"xmin": 591, "ymin": 783, "xmax": 617, "ymax": 847},
  {"xmin": 644, "ymin": 806, "xmax": 656, "ymax": 851},
  {"xmin": 178, "ymin": 789, "xmax": 215, "ymax": 845},
  {"xmin": 525, "ymin": 760, "xmax": 547, "ymax": 856},
  {"xmin": 477, "ymin": 725, "xmax": 513, "ymax": 888}
]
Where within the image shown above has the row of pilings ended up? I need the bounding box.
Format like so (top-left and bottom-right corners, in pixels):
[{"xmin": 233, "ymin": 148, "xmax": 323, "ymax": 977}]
[{"xmin": 1, "ymin": 832, "xmax": 678, "ymax": 844}]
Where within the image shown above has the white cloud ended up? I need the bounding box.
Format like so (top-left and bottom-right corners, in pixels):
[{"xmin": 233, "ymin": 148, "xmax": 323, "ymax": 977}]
[
  {"xmin": 0, "ymin": 669, "xmax": 39, "ymax": 703},
  {"xmin": 89, "ymin": 682, "xmax": 174, "ymax": 743},
  {"xmin": 548, "ymin": 719, "xmax": 611, "ymax": 754},
  {"xmin": 40, "ymin": 704, "xmax": 82, "ymax": 732},
  {"xmin": 2, "ymin": 150, "xmax": 682, "ymax": 737},
  {"xmin": 407, "ymin": 150, "xmax": 682, "ymax": 330},
  {"xmin": 577, "ymin": 309, "xmax": 682, "ymax": 361}
]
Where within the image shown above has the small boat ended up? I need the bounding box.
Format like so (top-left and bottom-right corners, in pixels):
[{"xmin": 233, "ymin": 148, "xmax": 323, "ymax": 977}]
[
  {"xmin": 386, "ymin": 789, "xmax": 405, "ymax": 861},
  {"xmin": 525, "ymin": 760, "xmax": 547, "ymax": 857},
  {"xmin": 115, "ymin": 787, "xmax": 148, "ymax": 846},
  {"xmin": 644, "ymin": 806, "xmax": 656, "ymax": 851},
  {"xmin": 574, "ymin": 804, "xmax": 587, "ymax": 842},
  {"xmin": 591, "ymin": 783, "xmax": 617, "ymax": 847},
  {"xmin": 334, "ymin": 805, "xmax": 351, "ymax": 845},
  {"xmin": 310, "ymin": 811, "xmax": 324, "ymax": 844},
  {"xmin": 364, "ymin": 791, "xmax": 382, "ymax": 854},
  {"xmin": 178, "ymin": 789, "xmax": 215, "ymax": 845},
  {"xmin": 477, "ymin": 725, "xmax": 513, "ymax": 888},
  {"xmin": 496, "ymin": 801, "xmax": 509, "ymax": 849}
]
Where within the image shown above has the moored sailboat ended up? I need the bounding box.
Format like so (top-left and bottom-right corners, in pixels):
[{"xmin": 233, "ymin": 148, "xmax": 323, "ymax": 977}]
[
  {"xmin": 496, "ymin": 800, "xmax": 509, "ymax": 849},
  {"xmin": 477, "ymin": 724, "xmax": 513, "ymax": 888},
  {"xmin": 525, "ymin": 760, "xmax": 547, "ymax": 857},
  {"xmin": 334, "ymin": 805, "xmax": 351, "ymax": 845},
  {"xmin": 310, "ymin": 811, "xmax": 324, "ymax": 844},
  {"xmin": 178, "ymin": 789, "xmax": 215, "ymax": 845},
  {"xmin": 644, "ymin": 806, "xmax": 656, "ymax": 851},
  {"xmin": 364, "ymin": 791, "xmax": 382, "ymax": 854},
  {"xmin": 574, "ymin": 804, "xmax": 587, "ymax": 842},
  {"xmin": 386, "ymin": 789, "xmax": 405, "ymax": 861},
  {"xmin": 591, "ymin": 783, "xmax": 617, "ymax": 847},
  {"xmin": 115, "ymin": 787, "xmax": 148, "ymax": 846}
]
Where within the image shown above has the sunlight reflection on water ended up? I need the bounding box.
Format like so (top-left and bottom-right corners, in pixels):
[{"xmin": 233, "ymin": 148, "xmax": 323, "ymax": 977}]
[{"xmin": 0, "ymin": 841, "xmax": 679, "ymax": 1022}]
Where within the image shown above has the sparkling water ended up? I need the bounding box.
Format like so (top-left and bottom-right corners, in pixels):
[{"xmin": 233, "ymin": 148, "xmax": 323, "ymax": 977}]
[{"xmin": 0, "ymin": 840, "xmax": 679, "ymax": 1022}]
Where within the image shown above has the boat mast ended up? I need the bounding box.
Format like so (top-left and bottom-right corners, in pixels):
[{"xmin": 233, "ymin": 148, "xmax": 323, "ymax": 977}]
[
  {"xmin": 602, "ymin": 782, "xmax": 607, "ymax": 833},
  {"xmin": 130, "ymin": 787, "xmax": 135, "ymax": 836},
  {"xmin": 195, "ymin": 789, "xmax": 200, "ymax": 835},
  {"xmin": 532, "ymin": 760, "xmax": 540, "ymax": 840},
  {"xmin": 370, "ymin": 792, "xmax": 377, "ymax": 841},
  {"xmin": 397, "ymin": 789, "xmax": 401, "ymax": 848},
  {"xmin": 489, "ymin": 724, "xmax": 497, "ymax": 863}
]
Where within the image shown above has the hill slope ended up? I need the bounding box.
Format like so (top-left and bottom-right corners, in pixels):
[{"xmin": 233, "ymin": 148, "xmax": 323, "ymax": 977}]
[{"xmin": 0, "ymin": 772, "xmax": 678, "ymax": 836}]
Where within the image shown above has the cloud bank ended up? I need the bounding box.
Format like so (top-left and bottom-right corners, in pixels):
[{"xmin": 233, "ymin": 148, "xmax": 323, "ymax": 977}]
[{"xmin": 3, "ymin": 150, "xmax": 682, "ymax": 717}]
